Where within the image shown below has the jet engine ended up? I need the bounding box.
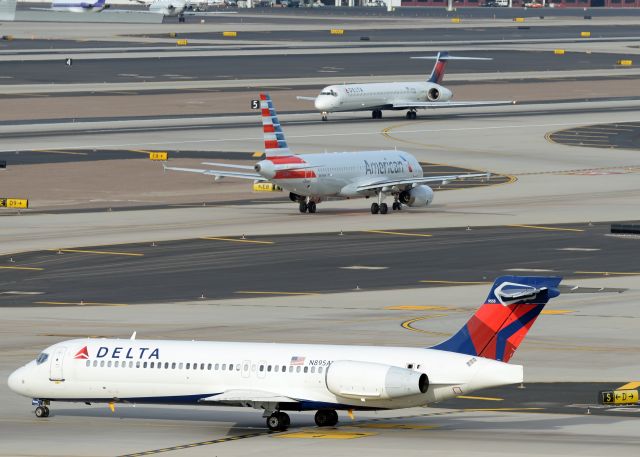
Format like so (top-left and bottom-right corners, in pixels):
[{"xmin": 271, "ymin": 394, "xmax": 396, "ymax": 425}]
[
  {"xmin": 289, "ymin": 192, "xmax": 303, "ymax": 202},
  {"xmin": 325, "ymin": 360, "xmax": 428, "ymax": 400},
  {"xmin": 398, "ymin": 185, "xmax": 434, "ymax": 207},
  {"xmin": 427, "ymin": 88, "xmax": 441, "ymax": 101}
]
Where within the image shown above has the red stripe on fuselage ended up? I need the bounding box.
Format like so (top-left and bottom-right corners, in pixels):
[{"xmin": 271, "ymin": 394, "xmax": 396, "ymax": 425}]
[
  {"xmin": 273, "ymin": 170, "xmax": 316, "ymax": 179},
  {"xmin": 268, "ymin": 155, "xmax": 305, "ymax": 164}
]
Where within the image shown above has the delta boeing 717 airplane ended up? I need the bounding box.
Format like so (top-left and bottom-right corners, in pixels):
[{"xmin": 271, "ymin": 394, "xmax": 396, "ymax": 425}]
[
  {"xmin": 8, "ymin": 276, "xmax": 561, "ymax": 431},
  {"xmin": 162, "ymin": 93, "xmax": 489, "ymax": 214}
]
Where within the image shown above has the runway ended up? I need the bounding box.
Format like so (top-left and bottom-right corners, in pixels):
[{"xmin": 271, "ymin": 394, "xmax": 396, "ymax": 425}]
[
  {"xmin": 1, "ymin": 221, "xmax": 636, "ymax": 306},
  {"xmin": 0, "ymin": 49, "xmax": 634, "ymax": 85}
]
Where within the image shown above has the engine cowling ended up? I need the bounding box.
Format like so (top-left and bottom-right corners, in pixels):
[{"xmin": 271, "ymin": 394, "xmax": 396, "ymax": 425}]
[
  {"xmin": 398, "ymin": 185, "xmax": 434, "ymax": 207},
  {"xmin": 427, "ymin": 87, "xmax": 440, "ymax": 101},
  {"xmin": 326, "ymin": 360, "xmax": 429, "ymax": 400}
]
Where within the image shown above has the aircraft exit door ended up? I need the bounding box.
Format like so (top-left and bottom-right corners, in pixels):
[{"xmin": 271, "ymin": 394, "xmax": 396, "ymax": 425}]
[{"xmin": 49, "ymin": 347, "xmax": 66, "ymax": 381}]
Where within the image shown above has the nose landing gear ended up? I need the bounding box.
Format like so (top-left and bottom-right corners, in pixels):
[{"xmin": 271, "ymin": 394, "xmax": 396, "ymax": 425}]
[
  {"xmin": 371, "ymin": 109, "xmax": 383, "ymax": 119},
  {"xmin": 321, "ymin": 112, "xmax": 328, "ymax": 121},
  {"xmin": 33, "ymin": 400, "xmax": 50, "ymax": 418}
]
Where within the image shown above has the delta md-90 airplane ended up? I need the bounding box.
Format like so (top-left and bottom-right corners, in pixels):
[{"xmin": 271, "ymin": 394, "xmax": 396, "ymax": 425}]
[
  {"xmin": 297, "ymin": 51, "xmax": 514, "ymax": 121},
  {"xmin": 163, "ymin": 93, "xmax": 488, "ymax": 214},
  {"xmin": 9, "ymin": 276, "xmax": 561, "ymax": 431}
]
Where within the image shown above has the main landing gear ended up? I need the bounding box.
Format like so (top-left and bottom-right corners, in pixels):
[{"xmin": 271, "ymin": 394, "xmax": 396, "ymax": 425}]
[
  {"xmin": 371, "ymin": 193, "xmax": 402, "ymax": 215},
  {"xmin": 405, "ymin": 110, "xmax": 417, "ymax": 120},
  {"xmin": 299, "ymin": 200, "xmax": 316, "ymax": 213},
  {"xmin": 314, "ymin": 409, "xmax": 339, "ymax": 427},
  {"xmin": 371, "ymin": 109, "xmax": 383, "ymax": 119},
  {"xmin": 267, "ymin": 411, "xmax": 290, "ymax": 431}
]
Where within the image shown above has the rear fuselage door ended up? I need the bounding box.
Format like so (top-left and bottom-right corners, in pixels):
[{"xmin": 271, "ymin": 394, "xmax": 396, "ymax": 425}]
[{"xmin": 49, "ymin": 347, "xmax": 67, "ymax": 381}]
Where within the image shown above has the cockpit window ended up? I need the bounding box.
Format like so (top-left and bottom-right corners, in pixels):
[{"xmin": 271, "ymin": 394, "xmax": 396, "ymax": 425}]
[
  {"xmin": 36, "ymin": 353, "xmax": 49, "ymax": 365},
  {"xmin": 320, "ymin": 90, "xmax": 338, "ymax": 97}
]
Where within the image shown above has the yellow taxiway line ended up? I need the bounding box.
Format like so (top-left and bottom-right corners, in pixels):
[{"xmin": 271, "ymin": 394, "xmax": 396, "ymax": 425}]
[
  {"xmin": 200, "ymin": 236, "xmax": 274, "ymax": 245},
  {"xmin": 507, "ymin": 224, "xmax": 584, "ymax": 232},
  {"xmin": 618, "ymin": 381, "xmax": 640, "ymax": 390},
  {"xmin": 0, "ymin": 266, "xmax": 44, "ymax": 271},
  {"xmin": 275, "ymin": 430, "xmax": 374, "ymax": 439},
  {"xmin": 34, "ymin": 301, "xmax": 128, "ymax": 306},
  {"xmin": 49, "ymin": 249, "xmax": 144, "ymax": 257},
  {"xmin": 456, "ymin": 395, "xmax": 504, "ymax": 401},
  {"xmin": 540, "ymin": 310, "xmax": 575, "ymax": 315},
  {"xmin": 32, "ymin": 149, "xmax": 88, "ymax": 156},
  {"xmin": 235, "ymin": 291, "xmax": 319, "ymax": 296},
  {"xmin": 420, "ymin": 280, "xmax": 490, "ymax": 285},
  {"xmin": 401, "ymin": 316, "xmax": 451, "ymax": 336},
  {"xmin": 366, "ymin": 230, "xmax": 432, "ymax": 238},
  {"xmin": 385, "ymin": 305, "xmax": 450, "ymax": 311},
  {"xmin": 575, "ymin": 271, "xmax": 640, "ymax": 276}
]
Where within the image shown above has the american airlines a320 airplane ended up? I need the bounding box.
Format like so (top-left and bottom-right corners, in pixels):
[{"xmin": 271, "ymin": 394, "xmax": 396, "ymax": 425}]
[
  {"xmin": 297, "ymin": 51, "xmax": 514, "ymax": 121},
  {"xmin": 8, "ymin": 276, "xmax": 561, "ymax": 431},
  {"xmin": 163, "ymin": 93, "xmax": 488, "ymax": 214}
]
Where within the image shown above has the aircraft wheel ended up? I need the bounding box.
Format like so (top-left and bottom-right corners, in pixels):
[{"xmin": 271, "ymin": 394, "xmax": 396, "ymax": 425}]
[
  {"xmin": 392, "ymin": 202, "xmax": 399, "ymax": 211},
  {"xmin": 379, "ymin": 203, "xmax": 388, "ymax": 214},
  {"xmin": 370, "ymin": 203, "xmax": 379, "ymax": 214},
  {"xmin": 321, "ymin": 112, "xmax": 328, "ymax": 121},
  {"xmin": 267, "ymin": 412, "xmax": 289, "ymax": 431},
  {"xmin": 307, "ymin": 201, "xmax": 317, "ymax": 213},
  {"xmin": 405, "ymin": 111, "xmax": 412, "ymax": 119},
  {"xmin": 35, "ymin": 406, "xmax": 48, "ymax": 418},
  {"xmin": 299, "ymin": 202, "xmax": 308, "ymax": 213},
  {"xmin": 315, "ymin": 409, "xmax": 338, "ymax": 427}
]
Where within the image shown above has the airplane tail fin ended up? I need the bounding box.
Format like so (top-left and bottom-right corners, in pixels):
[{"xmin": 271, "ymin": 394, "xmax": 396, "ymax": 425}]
[
  {"xmin": 259, "ymin": 93, "xmax": 291, "ymax": 158},
  {"xmin": 428, "ymin": 51, "xmax": 449, "ymax": 85},
  {"xmin": 430, "ymin": 276, "xmax": 562, "ymax": 362},
  {"xmin": 411, "ymin": 51, "xmax": 492, "ymax": 85}
]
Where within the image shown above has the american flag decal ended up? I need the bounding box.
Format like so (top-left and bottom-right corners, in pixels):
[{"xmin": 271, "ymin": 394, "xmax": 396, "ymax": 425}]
[{"xmin": 290, "ymin": 356, "xmax": 305, "ymax": 366}]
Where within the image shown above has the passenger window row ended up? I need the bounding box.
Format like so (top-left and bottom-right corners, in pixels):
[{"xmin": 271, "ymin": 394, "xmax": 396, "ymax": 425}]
[{"xmin": 84, "ymin": 359, "xmax": 324, "ymax": 374}]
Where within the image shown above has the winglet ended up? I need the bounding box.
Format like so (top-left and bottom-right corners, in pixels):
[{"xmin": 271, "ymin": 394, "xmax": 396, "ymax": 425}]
[{"xmin": 130, "ymin": 331, "xmax": 136, "ymax": 340}]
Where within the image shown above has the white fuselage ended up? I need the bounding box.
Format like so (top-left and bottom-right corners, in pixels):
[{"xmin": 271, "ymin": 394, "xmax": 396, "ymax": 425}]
[
  {"xmin": 9, "ymin": 338, "xmax": 523, "ymax": 411},
  {"xmin": 51, "ymin": 1, "xmax": 107, "ymax": 12},
  {"xmin": 314, "ymin": 82, "xmax": 453, "ymax": 113},
  {"xmin": 256, "ymin": 150, "xmax": 424, "ymax": 200},
  {"xmin": 148, "ymin": 0, "xmax": 187, "ymax": 15}
]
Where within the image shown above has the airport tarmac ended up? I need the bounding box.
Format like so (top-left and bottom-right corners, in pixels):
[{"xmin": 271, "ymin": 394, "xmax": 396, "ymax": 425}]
[
  {"xmin": 1, "ymin": 277, "xmax": 639, "ymax": 456},
  {"xmin": 0, "ymin": 221, "xmax": 636, "ymax": 305},
  {"xmin": 0, "ymin": 8, "xmax": 638, "ymax": 456}
]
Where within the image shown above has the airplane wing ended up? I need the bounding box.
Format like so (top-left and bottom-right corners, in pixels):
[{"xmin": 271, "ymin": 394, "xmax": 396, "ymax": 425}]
[
  {"xmin": 201, "ymin": 162, "xmax": 256, "ymax": 170},
  {"xmin": 183, "ymin": 11, "xmax": 238, "ymax": 15},
  {"xmin": 198, "ymin": 389, "xmax": 298, "ymax": 406},
  {"xmin": 163, "ymin": 163, "xmax": 266, "ymax": 181},
  {"xmin": 356, "ymin": 172, "xmax": 490, "ymax": 192},
  {"xmin": 296, "ymin": 96, "xmax": 317, "ymax": 101},
  {"xmin": 392, "ymin": 101, "xmax": 516, "ymax": 109}
]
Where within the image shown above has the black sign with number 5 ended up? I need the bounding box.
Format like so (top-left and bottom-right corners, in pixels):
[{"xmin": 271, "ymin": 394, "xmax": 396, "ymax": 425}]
[{"xmin": 251, "ymin": 100, "xmax": 260, "ymax": 110}]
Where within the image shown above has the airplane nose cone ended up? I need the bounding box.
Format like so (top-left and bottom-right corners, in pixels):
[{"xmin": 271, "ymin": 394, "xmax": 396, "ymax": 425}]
[
  {"xmin": 314, "ymin": 97, "xmax": 331, "ymax": 112},
  {"xmin": 254, "ymin": 160, "xmax": 276, "ymax": 179},
  {"xmin": 8, "ymin": 367, "xmax": 26, "ymax": 395}
]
